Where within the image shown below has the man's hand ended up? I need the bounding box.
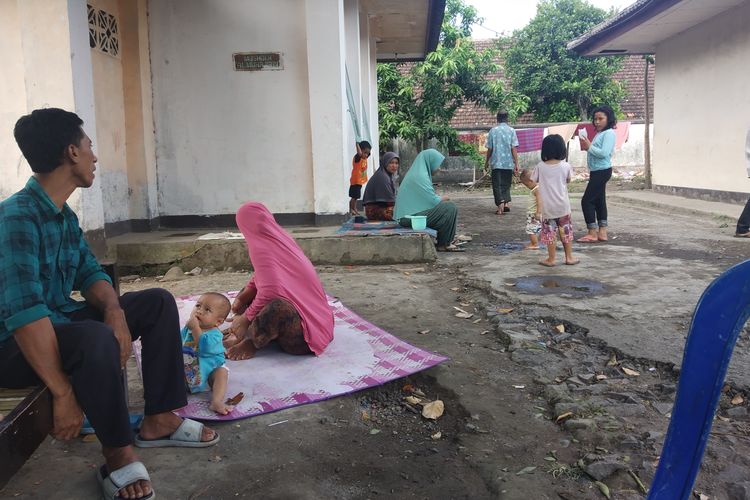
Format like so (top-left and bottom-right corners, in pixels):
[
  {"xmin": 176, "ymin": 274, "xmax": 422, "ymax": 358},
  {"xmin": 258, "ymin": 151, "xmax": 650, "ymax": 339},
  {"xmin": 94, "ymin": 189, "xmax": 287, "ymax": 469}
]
[
  {"xmin": 104, "ymin": 307, "xmax": 132, "ymax": 368},
  {"xmin": 51, "ymin": 389, "xmax": 84, "ymax": 440}
]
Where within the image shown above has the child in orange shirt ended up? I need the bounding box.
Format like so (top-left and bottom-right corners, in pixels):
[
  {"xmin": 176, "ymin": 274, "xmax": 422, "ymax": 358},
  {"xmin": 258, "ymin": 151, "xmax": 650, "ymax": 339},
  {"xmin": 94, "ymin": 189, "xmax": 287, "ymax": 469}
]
[{"xmin": 349, "ymin": 140, "xmax": 371, "ymax": 216}]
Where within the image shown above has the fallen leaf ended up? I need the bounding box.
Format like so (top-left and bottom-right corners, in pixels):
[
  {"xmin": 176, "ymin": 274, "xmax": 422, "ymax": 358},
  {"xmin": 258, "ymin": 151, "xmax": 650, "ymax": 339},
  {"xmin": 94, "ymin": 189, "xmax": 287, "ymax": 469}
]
[
  {"xmin": 411, "ymin": 285, "xmax": 418, "ymax": 289},
  {"xmin": 226, "ymin": 392, "xmax": 244, "ymax": 405},
  {"xmin": 555, "ymin": 324, "xmax": 565, "ymax": 333},
  {"xmin": 402, "ymin": 384, "xmax": 414, "ymax": 392},
  {"xmin": 403, "ymin": 271, "xmax": 411, "ymax": 276},
  {"xmin": 622, "ymin": 367, "xmax": 640, "ymax": 377},
  {"xmin": 422, "ymin": 400, "xmax": 445, "ymax": 420},
  {"xmin": 731, "ymin": 394, "xmax": 744, "ymax": 405},
  {"xmin": 369, "ymin": 428, "xmax": 381, "ymax": 435},
  {"xmin": 405, "ymin": 396, "xmax": 422, "ymax": 405},
  {"xmin": 450, "ymin": 287, "xmax": 460, "ymax": 291},
  {"xmin": 460, "ymin": 302, "xmax": 471, "ymax": 307},
  {"xmin": 698, "ymin": 494, "xmax": 709, "ymax": 500},
  {"xmin": 543, "ymin": 456, "xmax": 557, "ymax": 462},
  {"xmin": 594, "ymin": 481, "xmax": 611, "ymax": 499},
  {"xmin": 472, "ymin": 318, "xmax": 482, "ymax": 324},
  {"xmin": 480, "ymin": 330, "xmax": 490, "ymax": 335},
  {"xmin": 516, "ymin": 466, "xmax": 537, "ymax": 475},
  {"xmin": 606, "ymin": 354, "xmax": 619, "ymax": 367},
  {"xmin": 82, "ymin": 434, "xmax": 98, "ymax": 443},
  {"xmin": 418, "ymin": 329, "xmax": 431, "ymax": 335},
  {"xmin": 505, "ymin": 282, "xmax": 516, "ymax": 287},
  {"xmin": 413, "ymin": 388, "xmax": 426, "ymax": 397},
  {"xmin": 431, "ymin": 431, "xmax": 442, "ymax": 440},
  {"xmin": 718, "ymin": 416, "xmax": 730, "ymax": 422},
  {"xmin": 512, "ymin": 385, "xmax": 525, "ymax": 389},
  {"xmin": 453, "ymin": 306, "xmax": 469, "ymax": 314},
  {"xmin": 496, "ymin": 308, "xmax": 514, "ymax": 314},
  {"xmin": 208, "ymin": 454, "xmax": 223, "ymax": 463},
  {"xmin": 555, "ymin": 411, "xmax": 573, "ymax": 423},
  {"xmin": 595, "ymin": 374, "xmax": 608, "ymax": 380},
  {"xmin": 455, "ymin": 312, "xmax": 474, "ymax": 319}
]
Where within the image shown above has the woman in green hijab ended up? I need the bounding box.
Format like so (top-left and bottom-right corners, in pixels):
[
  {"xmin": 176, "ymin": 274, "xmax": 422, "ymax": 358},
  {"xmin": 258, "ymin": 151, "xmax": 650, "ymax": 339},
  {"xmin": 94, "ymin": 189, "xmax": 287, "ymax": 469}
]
[{"xmin": 394, "ymin": 149, "xmax": 462, "ymax": 252}]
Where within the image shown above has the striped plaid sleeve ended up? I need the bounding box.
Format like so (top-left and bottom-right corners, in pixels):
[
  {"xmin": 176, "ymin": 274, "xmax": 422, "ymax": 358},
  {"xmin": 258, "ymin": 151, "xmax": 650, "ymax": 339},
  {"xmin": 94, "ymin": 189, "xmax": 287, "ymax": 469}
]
[{"xmin": 0, "ymin": 210, "xmax": 51, "ymax": 332}]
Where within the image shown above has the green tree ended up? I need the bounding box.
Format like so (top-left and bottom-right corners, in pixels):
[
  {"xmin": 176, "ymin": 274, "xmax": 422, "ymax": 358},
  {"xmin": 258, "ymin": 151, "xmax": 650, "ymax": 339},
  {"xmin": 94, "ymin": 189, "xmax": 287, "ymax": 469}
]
[
  {"xmin": 377, "ymin": 0, "xmax": 528, "ymax": 158},
  {"xmin": 504, "ymin": 0, "xmax": 625, "ymax": 122}
]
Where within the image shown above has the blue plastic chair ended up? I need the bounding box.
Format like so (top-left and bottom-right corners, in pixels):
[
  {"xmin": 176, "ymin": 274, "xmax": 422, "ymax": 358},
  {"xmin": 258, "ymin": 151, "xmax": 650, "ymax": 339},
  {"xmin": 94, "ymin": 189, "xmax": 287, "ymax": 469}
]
[{"xmin": 648, "ymin": 259, "xmax": 750, "ymax": 499}]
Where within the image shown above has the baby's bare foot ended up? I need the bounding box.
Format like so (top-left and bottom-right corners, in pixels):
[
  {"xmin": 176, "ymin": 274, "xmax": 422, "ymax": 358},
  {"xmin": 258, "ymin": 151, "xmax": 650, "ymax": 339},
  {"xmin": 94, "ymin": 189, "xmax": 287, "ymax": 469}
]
[
  {"xmin": 209, "ymin": 401, "xmax": 235, "ymax": 415},
  {"xmin": 524, "ymin": 244, "xmax": 539, "ymax": 250}
]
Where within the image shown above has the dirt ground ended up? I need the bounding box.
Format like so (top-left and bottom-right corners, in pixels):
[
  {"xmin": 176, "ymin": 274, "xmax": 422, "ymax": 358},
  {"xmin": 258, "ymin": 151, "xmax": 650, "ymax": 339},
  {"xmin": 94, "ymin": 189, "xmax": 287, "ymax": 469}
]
[{"xmin": 2, "ymin": 189, "xmax": 750, "ymax": 499}]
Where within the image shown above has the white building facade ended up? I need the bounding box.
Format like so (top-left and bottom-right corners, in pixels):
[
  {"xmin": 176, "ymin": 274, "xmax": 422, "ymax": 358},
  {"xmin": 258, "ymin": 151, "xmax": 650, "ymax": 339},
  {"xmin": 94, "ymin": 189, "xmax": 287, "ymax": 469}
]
[
  {"xmin": 0, "ymin": 0, "xmax": 444, "ymax": 250},
  {"xmin": 569, "ymin": 0, "xmax": 750, "ymax": 203}
]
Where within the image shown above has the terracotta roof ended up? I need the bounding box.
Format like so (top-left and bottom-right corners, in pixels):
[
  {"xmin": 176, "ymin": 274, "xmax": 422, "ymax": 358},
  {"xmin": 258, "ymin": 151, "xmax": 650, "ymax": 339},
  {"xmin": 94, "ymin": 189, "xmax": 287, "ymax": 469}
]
[{"xmin": 393, "ymin": 38, "xmax": 654, "ymax": 130}]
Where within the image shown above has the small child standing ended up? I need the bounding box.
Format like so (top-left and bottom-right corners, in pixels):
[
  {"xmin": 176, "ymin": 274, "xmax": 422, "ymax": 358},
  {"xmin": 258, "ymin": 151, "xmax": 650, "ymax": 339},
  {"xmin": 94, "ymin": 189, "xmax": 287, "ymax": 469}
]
[
  {"xmin": 182, "ymin": 292, "xmax": 234, "ymax": 415},
  {"xmin": 349, "ymin": 140, "xmax": 372, "ymax": 216},
  {"xmin": 531, "ymin": 134, "xmax": 579, "ymax": 267},
  {"xmin": 521, "ymin": 173, "xmax": 542, "ymax": 250}
]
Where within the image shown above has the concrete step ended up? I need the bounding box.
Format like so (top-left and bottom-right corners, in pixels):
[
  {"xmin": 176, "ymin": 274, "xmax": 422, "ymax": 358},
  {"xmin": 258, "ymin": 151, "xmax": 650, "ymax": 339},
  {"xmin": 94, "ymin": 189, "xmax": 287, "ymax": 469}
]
[{"xmin": 106, "ymin": 227, "xmax": 437, "ymax": 274}]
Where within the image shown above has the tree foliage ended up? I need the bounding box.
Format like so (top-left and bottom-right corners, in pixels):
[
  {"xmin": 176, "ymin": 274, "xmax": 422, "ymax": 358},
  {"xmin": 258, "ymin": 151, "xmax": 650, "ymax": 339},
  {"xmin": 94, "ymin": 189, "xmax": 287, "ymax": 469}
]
[
  {"xmin": 377, "ymin": 0, "xmax": 529, "ymax": 155},
  {"xmin": 504, "ymin": 0, "xmax": 626, "ymax": 122}
]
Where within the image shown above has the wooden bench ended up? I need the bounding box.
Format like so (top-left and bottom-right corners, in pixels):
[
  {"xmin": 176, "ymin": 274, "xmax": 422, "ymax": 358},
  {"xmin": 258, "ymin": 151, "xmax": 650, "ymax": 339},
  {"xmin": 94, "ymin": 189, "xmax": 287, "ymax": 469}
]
[{"xmin": 0, "ymin": 262, "xmax": 120, "ymax": 489}]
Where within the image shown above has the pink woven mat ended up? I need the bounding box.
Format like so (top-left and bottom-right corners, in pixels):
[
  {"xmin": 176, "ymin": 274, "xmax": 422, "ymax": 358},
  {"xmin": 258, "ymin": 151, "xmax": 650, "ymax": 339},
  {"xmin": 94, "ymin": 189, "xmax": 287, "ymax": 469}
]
[{"xmin": 134, "ymin": 292, "xmax": 448, "ymax": 421}]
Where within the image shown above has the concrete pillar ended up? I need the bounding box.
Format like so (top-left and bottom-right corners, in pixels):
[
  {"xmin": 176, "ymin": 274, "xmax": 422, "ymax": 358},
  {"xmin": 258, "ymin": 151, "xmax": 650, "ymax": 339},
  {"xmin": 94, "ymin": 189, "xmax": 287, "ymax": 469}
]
[
  {"xmin": 13, "ymin": 0, "xmax": 104, "ymax": 236},
  {"xmin": 359, "ymin": 12, "xmax": 380, "ymax": 164},
  {"xmin": 305, "ymin": 0, "xmax": 349, "ymax": 216}
]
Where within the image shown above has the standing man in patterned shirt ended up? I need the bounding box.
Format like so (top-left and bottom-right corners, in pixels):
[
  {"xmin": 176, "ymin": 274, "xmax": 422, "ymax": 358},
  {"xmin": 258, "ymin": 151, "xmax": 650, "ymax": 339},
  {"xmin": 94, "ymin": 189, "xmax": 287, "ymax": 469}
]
[
  {"xmin": 484, "ymin": 110, "xmax": 520, "ymax": 214},
  {"xmin": 0, "ymin": 108, "xmax": 218, "ymax": 499}
]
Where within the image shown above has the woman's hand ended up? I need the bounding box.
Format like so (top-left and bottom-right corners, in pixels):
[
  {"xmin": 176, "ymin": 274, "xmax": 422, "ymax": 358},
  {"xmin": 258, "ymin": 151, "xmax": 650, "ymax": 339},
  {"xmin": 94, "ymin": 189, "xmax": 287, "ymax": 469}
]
[
  {"xmin": 579, "ymin": 136, "xmax": 591, "ymax": 151},
  {"xmin": 441, "ymin": 195, "xmax": 450, "ymax": 202},
  {"xmin": 225, "ymin": 313, "xmax": 250, "ymax": 339}
]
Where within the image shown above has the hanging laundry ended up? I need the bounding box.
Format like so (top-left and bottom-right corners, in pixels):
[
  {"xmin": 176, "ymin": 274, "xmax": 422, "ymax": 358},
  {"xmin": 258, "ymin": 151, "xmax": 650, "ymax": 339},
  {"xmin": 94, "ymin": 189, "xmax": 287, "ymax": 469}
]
[
  {"xmin": 515, "ymin": 128, "xmax": 546, "ymax": 153},
  {"xmin": 576, "ymin": 121, "xmax": 630, "ymax": 150}
]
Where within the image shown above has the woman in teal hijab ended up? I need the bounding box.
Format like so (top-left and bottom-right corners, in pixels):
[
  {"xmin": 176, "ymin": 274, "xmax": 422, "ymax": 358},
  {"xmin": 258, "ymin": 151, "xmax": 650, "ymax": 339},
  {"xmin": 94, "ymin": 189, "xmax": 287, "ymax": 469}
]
[{"xmin": 394, "ymin": 149, "xmax": 462, "ymax": 251}]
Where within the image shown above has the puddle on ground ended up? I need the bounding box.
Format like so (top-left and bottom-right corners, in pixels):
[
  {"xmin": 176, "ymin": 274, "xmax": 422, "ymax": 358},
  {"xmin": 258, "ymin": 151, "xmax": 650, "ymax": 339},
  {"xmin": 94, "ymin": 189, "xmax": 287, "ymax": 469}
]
[
  {"xmin": 492, "ymin": 241, "xmax": 527, "ymax": 254},
  {"xmin": 511, "ymin": 276, "xmax": 607, "ymax": 297}
]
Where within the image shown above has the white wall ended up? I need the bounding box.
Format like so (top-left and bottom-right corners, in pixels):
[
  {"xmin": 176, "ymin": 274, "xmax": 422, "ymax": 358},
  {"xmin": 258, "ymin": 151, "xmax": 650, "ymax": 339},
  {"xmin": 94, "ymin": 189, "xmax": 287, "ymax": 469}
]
[
  {"xmin": 0, "ymin": 0, "xmax": 104, "ymax": 232},
  {"xmin": 149, "ymin": 0, "xmax": 316, "ymax": 216},
  {"xmin": 567, "ymin": 123, "xmax": 652, "ymax": 170},
  {"xmin": 653, "ymin": 1, "xmax": 750, "ymax": 194}
]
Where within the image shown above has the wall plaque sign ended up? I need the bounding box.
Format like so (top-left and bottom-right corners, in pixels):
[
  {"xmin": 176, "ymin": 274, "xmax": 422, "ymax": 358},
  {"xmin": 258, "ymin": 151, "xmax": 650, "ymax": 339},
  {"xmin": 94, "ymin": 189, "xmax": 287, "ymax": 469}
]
[{"xmin": 233, "ymin": 52, "xmax": 283, "ymax": 71}]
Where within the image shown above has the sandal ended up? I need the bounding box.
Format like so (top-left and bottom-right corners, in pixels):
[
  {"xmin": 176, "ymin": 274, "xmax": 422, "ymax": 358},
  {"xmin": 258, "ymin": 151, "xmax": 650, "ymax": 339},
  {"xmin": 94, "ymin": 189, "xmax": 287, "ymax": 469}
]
[
  {"xmin": 98, "ymin": 461, "xmax": 155, "ymax": 500},
  {"xmin": 438, "ymin": 244, "xmax": 465, "ymax": 252},
  {"xmin": 135, "ymin": 418, "xmax": 219, "ymax": 448}
]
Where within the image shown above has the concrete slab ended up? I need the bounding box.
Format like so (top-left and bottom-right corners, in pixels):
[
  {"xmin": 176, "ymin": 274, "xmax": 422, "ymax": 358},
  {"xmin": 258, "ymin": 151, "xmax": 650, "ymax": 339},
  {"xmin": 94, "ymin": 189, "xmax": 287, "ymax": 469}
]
[
  {"xmin": 609, "ymin": 190, "xmax": 745, "ymax": 221},
  {"xmin": 106, "ymin": 226, "xmax": 437, "ymax": 273}
]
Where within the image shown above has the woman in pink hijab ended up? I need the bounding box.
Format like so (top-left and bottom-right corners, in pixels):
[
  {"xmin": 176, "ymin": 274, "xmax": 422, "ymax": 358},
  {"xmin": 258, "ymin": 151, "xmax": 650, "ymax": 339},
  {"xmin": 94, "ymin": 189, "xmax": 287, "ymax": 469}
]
[{"xmin": 224, "ymin": 202, "xmax": 334, "ymax": 360}]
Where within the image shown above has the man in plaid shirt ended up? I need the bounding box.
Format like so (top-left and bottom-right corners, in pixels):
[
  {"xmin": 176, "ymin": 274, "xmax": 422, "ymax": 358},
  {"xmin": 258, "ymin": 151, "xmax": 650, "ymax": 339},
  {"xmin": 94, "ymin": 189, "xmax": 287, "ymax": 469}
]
[{"xmin": 0, "ymin": 109, "xmax": 218, "ymax": 499}]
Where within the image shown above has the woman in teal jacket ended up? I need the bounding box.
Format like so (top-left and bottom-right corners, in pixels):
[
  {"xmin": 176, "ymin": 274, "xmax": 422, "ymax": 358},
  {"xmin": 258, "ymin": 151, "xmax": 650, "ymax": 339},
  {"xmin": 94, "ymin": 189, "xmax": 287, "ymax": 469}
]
[
  {"xmin": 578, "ymin": 105, "xmax": 616, "ymax": 242},
  {"xmin": 395, "ymin": 149, "xmax": 462, "ymax": 251}
]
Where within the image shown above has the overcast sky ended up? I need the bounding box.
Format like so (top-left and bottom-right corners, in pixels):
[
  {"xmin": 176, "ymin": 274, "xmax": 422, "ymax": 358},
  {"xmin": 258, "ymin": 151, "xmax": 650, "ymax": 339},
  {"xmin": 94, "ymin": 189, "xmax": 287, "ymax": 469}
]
[{"xmin": 464, "ymin": 0, "xmax": 636, "ymax": 39}]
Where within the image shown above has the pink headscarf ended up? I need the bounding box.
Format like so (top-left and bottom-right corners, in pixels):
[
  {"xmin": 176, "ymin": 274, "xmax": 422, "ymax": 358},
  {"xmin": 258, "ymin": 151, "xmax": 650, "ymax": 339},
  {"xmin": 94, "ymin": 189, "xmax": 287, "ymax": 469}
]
[{"xmin": 236, "ymin": 202, "xmax": 334, "ymax": 355}]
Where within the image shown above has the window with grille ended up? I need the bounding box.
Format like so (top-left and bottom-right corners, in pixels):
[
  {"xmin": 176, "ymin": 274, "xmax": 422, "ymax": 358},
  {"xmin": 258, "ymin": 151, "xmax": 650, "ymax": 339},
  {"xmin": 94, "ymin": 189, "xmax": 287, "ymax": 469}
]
[{"xmin": 88, "ymin": 4, "xmax": 119, "ymax": 57}]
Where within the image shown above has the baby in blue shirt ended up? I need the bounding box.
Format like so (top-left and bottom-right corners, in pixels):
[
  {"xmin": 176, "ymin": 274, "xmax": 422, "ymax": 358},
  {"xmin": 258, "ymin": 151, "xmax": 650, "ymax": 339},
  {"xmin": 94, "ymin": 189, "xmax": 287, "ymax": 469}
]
[{"xmin": 182, "ymin": 292, "xmax": 234, "ymax": 415}]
